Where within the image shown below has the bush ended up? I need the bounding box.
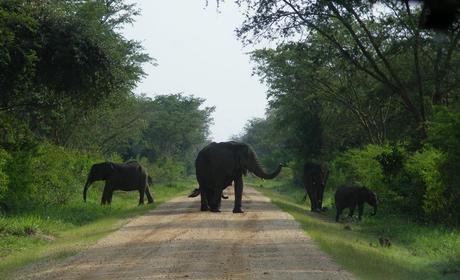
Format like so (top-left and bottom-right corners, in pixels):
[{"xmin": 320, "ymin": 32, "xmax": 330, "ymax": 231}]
[
  {"xmin": 3, "ymin": 142, "xmax": 100, "ymax": 211},
  {"xmin": 0, "ymin": 149, "xmax": 10, "ymax": 203},
  {"xmin": 405, "ymin": 148, "xmax": 445, "ymax": 222},
  {"xmin": 331, "ymin": 144, "xmax": 403, "ymax": 208},
  {"xmin": 149, "ymin": 157, "xmax": 185, "ymax": 184},
  {"xmin": 427, "ymin": 107, "xmax": 460, "ymax": 224}
]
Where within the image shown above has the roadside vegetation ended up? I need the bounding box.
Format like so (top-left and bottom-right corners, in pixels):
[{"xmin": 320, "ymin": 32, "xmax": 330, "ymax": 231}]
[
  {"xmin": 0, "ymin": 179, "xmax": 191, "ymax": 278},
  {"xmin": 0, "ymin": 0, "xmax": 210, "ymax": 276},
  {"xmin": 235, "ymin": 3, "xmax": 460, "ymax": 276},
  {"xmin": 249, "ymin": 176, "xmax": 460, "ymax": 280}
]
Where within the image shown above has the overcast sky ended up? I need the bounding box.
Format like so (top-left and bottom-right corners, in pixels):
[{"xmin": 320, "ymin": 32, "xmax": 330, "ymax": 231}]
[{"xmin": 121, "ymin": 0, "xmax": 269, "ymax": 142}]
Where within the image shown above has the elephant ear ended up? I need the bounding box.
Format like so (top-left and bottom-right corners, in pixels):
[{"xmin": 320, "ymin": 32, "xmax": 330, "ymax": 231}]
[{"xmin": 236, "ymin": 144, "xmax": 250, "ymax": 175}]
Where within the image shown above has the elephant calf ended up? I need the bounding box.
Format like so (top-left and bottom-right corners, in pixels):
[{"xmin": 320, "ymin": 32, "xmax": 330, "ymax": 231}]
[
  {"xmin": 334, "ymin": 185, "xmax": 377, "ymax": 222},
  {"xmin": 83, "ymin": 161, "xmax": 154, "ymax": 205}
]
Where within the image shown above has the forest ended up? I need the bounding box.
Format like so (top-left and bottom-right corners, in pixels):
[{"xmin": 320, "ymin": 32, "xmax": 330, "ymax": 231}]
[{"xmin": 235, "ymin": 0, "xmax": 460, "ymax": 225}]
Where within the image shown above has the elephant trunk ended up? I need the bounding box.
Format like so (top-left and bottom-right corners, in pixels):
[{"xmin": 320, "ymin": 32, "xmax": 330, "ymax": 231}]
[
  {"xmin": 249, "ymin": 157, "xmax": 282, "ymax": 180},
  {"xmin": 83, "ymin": 176, "xmax": 93, "ymax": 202}
]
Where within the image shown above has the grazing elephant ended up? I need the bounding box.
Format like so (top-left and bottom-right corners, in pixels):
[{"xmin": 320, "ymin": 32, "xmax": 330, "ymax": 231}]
[
  {"xmin": 83, "ymin": 161, "xmax": 154, "ymax": 205},
  {"xmin": 195, "ymin": 141, "xmax": 282, "ymax": 213},
  {"xmin": 302, "ymin": 163, "xmax": 329, "ymax": 212},
  {"xmin": 334, "ymin": 185, "xmax": 377, "ymax": 222}
]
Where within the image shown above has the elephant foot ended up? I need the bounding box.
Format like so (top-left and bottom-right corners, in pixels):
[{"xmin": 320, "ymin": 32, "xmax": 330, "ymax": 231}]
[
  {"xmin": 233, "ymin": 208, "xmax": 244, "ymax": 213},
  {"xmin": 210, "ymin": 208, "xmax": 221, "ymax": 213},
  {"xmin": 201, "ymin": 205, "xmax": 210, "ymax": 211},
  {"xmin": 148, "ymin": 200, "xmax": 154, "ymax": 204}
]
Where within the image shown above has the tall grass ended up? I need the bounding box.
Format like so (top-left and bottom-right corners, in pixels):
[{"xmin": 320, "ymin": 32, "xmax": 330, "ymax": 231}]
[{"xmin": 250, "ymin": 178, "xmax": 460, "ymax": 280}]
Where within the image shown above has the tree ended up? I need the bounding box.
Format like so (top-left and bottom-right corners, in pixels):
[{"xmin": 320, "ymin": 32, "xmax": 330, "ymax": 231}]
[
  {"xmin": 0, "ymin": 0, "xmax": 150, "ymax": 145},
  {"xmin": 235, "ymin": 0, "xmax": 460, "ymax": 141},
  {"xmin": 139, "ymin": 94, "xmax": 215, "ymax": 172}
]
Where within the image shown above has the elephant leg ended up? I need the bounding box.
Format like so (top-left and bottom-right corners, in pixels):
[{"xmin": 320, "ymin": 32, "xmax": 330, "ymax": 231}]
[
  {"xmin": 312, "ymin": 188, "xmax": 321, "ymax": 212},
  {"xmin": 138, "ymin": 188, "xmax": 145, "ymax": 205},
  {"xmin": 145, "ymin": 186, "xmax": 154, "ymax": 204},
  {"xmin": 200, "ymin": 189, "xmax": 210, "ymax": 211},
  {"xmin": 233, "ymin": 175, "xmax": 244, "ymax": 213},
  {"xmin": 101, "ymin": 183, "xmax": 111, "ymax": 205},
  {"xmin": 307, "ymin": 189, "xmax": 316, "ymax": 212},
  {"xmin": 319, "ymin": 185, "xmax": 325, "ymax": 210},
  {"xmin": 208, "ymin": 188, "xmax": 221, "ymax": 212},
  {"xmin": 107, "ymin": 189, "xmax": 114, "ymax": 205},
  {"xmin": 358, "ymin": 203, "xmax": 364, "ymax": 220},
  {"xmin": 348, "ymin": 205, "xmax": 356, "ymax": 217},
  {"xmin": 335, "ymin": 207, "xmax": 343, "ymax": 222},
  {"xmin": 303, "ymin": 193, "xmax": 307, "ymax": 201}
]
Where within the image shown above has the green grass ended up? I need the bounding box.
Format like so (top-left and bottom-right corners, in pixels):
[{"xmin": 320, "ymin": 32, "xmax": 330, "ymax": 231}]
[
  {"xmin": 249, "ymin": 178, "xmax": 460, "ymax": 280},
  {"xmin": 0, "ymin": 180, "xmax": 191, "ymax": 278}
]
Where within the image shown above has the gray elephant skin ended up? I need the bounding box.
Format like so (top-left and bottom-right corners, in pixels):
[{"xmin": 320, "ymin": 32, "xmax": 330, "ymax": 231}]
[
  {"xmin": 302, "ymin": 162, "xmax": 328, "ymax": 213},
  {"xmin": 334, "ymin": 185, "xmax": 377, "ymax": 222},
  {"xmin": 83, "ymin": 161, "xmax": 154, "ymax": 205},
  {"xmin": 195, "ymin": 141, "xmax": 282, "ymax": 213}
]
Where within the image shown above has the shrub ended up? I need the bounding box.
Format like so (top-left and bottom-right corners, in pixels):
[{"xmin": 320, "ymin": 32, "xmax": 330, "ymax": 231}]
[
  {"xmin": 149, "ymin": 157, "xmax": 185, "ymax": 183},
  {"xmin": 331, "ymin": 144, "xmax": 403, "ymax": 207},
  {"xmin": 405, "ymin": 148, "xmax": 445, "ymax": 222},
  {"xmin": 0, "ymin": 149, "xmax": 10, "ymax": 203},
  {"xmin": 3, "ymin": 142, "xmax": 101, "ymax": 210},
  {"xmin": 427, "ymin": 106, "xmax": 460, "ymax": 224}
]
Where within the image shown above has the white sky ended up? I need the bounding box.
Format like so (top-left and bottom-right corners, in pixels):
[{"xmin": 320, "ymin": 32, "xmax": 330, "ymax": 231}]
[{"xmin": 121, "ymin": 0, "xmax": 269, "ymax": 142}]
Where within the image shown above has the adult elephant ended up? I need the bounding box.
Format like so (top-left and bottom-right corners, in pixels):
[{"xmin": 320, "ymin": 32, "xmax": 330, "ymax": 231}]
[
  {"xmin": 195, "ymin": 141, "xmax": 283, "ymax": 213},
  {"xmin": 303, "ymin": 162, "xmax": 329, "ymax": 213},
  {"xmin": 83, "ymin": 161, "xmax": 154, "ymax": 205}
]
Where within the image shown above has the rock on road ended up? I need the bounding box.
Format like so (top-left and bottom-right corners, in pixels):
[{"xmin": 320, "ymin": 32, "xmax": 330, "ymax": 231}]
[{"xmin": 18, "ymin": 187, "xmax": 354, "ymax": 280}]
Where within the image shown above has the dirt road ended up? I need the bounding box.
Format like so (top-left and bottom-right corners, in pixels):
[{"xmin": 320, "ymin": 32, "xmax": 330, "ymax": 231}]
[{"xmin": 18, "ymin": 187, "xmax": 354, "ymax": 280}]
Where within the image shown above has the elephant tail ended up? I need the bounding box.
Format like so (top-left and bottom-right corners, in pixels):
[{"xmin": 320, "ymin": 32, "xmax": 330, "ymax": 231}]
[{"xmin": 188, "ymin": 188, "xmax": 200, "ymax": 198}]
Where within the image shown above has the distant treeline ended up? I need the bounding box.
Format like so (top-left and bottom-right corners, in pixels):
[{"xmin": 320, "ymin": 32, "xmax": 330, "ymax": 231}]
[
  {"xmin": 235, "ymin": 1, "xmax": 460, "ymax": 225},
  {"xmin": 0, "ymin": 0, "xmax": 214, "ymax": 211}
]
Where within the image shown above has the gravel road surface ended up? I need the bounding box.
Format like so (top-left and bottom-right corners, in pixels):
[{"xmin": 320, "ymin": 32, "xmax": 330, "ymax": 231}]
[{"xmin": 18, "ymin": 187, "xmax": 354, "ymax": 280}]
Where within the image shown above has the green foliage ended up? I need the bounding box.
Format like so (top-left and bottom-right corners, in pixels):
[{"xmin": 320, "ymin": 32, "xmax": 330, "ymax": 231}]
[
  {"xmin": 139, "ymin": 94, "xmax": 214, "ymax": 173},
  {"xmin": 0, "ymin": 0, "xmax": 150, "ymax": 145},
  {"xmin": 149, "ymin": 157, "xmax": 186, "ymax": 184},
  {"xmin": 0, "ymin": 148, "xmax": 10, "ymax": 202},
  {"xmin": 332, "ymin": 144, "xmax": 390, "ymax": 191},
  {"xmin": 3, "ymin": 142, "xmax": 98, "ymax": 211},
  {"xmin": 427, "ymin": 107, "xmax": 460, "ymax": 224},
  {"xmin": 255, "ymin": 182, "xmax": 460, "ymax": 280},
  {"xmin": 405, "ymin": 148, "xmax": 445, "ymax": 221}
]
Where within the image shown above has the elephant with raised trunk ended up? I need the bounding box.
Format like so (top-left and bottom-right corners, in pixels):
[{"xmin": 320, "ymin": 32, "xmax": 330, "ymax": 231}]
[
  {"xmin": 83, "ymin": 161, "xmax": 154, "ymax": 205},
  {"xmin": 195, "ymin": 141, "xmax": 283, "ymax": 213},
  {"xmin": 334, "ymin": 185, "xmax": 377, "ymax": 222},
  {"xmin": 302, "ymin": 162, "xmax": 329, "ymax": 213}
]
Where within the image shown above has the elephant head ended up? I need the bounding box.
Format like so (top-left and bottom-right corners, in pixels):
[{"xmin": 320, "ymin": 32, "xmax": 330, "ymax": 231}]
[
  {"xmin": 236, "ymin": 143, "xmax": 282, "ymax": 179},
  {"xmin": 83, "ymin": 162, "xmax": 115, "ymax": 202},
  {"xmin": 360, "ymin": 187, "xmax": 377, "ymax": 216}
]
